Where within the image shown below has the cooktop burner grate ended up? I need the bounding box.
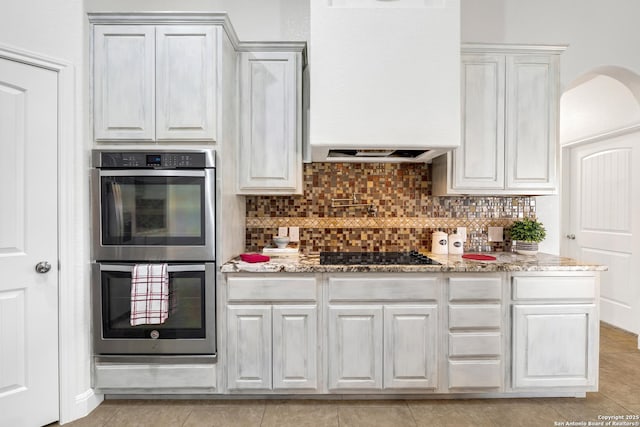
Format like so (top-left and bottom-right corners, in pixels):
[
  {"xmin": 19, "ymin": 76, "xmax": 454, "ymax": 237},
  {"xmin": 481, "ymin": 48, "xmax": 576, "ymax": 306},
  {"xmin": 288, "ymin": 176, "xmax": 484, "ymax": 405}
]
[{"xmin": 319, "ymin": 251, "xmax": 440, "ymax": 265}]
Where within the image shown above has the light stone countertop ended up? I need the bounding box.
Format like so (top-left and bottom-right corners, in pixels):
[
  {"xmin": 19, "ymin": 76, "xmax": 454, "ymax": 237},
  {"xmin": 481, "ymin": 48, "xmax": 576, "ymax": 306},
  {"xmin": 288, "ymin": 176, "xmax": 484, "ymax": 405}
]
[{"xmin": 220, "ymin": 252, "xmax": 607, "ymax": 273}]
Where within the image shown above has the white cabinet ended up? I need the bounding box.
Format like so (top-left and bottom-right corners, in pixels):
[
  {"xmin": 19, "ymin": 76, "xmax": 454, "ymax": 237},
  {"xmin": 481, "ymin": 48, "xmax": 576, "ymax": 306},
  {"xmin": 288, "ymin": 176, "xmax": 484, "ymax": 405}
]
[
  {"xmin": 221, "ymin": 271, "xmax": 600, "ymax": 397},
  {"xmin": 93, "ymin": 26, "xmax": 155, "ymax": 141},
  {"xmin": 237, "ymin": 49, "xmax": 304, "ymax": 195},
  {"xmin": 447, "ymin": 275, "xmax": 503, "ymax": 391},
  {"xmin": 383, "ymin": 305, "xmax": 438, "ymax": 389},
  {"xmin": 432, "ymin": 44, "xmax": 566, "ymax": 196},
  {"xmin": 93, "ymin": 24, "xmax": 217, "ymax": 142},
  {"xmin": 328, "ymin": 306, "xmax": 383, "ymax": 390},
  {"xmin": 326, "ymin": 274, "xmax": 440, "ymax": 391},
  {"xmin": 226, "ymin": 275, "xmax": 318, "ymax": 392},
  {"xmin": 327, "ymin": 304, "xmax": 438, "ymax": 391},
  {"xmin": 226, "ymin": 305, "xmax": 272, "ymax": 390},
  {"xmin": 273, "ymin": 306, "xmax": 318, "ymax": 390},
  {"xmin": 510, "ymin": 274, "xmax": 599, "ymax": 391},
  {"xmin": 155, "ymin": 26, "xmax": 216, "ymax": 141}
]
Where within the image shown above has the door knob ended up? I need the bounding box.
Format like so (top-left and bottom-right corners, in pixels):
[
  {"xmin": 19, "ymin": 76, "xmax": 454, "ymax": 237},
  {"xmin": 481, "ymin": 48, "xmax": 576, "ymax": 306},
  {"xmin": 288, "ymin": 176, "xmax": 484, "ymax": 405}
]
[
  {"xmin": 566, "ymin": 234, "xmax": 576, "ymax": 240},
  {"xmin": 35, "ymin": 261, "xmax": 51, "ymax": 273}
]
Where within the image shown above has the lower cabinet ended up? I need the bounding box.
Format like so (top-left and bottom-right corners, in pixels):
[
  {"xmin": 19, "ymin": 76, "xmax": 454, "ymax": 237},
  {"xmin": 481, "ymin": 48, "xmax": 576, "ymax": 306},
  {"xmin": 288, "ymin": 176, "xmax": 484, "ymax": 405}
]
[
  {"xmin": 327, "ymin": 304, "xmax": 438, "ymax": 391},
  {"xmin": 510, "ymin": 274, "xmax": 599, "ymax": 391},
  {"xmin": 227, "ymin": 304, "xmax": 317, "ymax": 391},
  {"xmin": 512, "ymin": 303, "xmax": 598, "ymax": 389},
  {"xmin": 222, "ymin": 272, "xmax": 601, "ymax": 397}
]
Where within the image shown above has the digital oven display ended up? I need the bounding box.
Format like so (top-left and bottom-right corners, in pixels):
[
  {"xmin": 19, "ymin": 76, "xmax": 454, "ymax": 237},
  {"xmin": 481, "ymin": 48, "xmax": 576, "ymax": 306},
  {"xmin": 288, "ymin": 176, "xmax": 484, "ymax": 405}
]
[{"xmin": 146, "ymin": 154, "xmax": 162, "ymax": 167}]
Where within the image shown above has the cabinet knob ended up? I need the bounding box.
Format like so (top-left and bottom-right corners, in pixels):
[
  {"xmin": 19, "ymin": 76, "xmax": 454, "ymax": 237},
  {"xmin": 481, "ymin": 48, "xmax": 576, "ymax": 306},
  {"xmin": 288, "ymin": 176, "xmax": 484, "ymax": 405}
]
[{"xmin": 566, "ymin": 234, "xmax": 576, "ymax": 240}]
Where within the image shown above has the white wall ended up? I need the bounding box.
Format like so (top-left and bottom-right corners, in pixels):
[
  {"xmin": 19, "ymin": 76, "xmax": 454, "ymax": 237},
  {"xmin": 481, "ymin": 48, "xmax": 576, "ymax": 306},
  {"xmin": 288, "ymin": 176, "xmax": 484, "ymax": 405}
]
[
  {"xmin": 461, "ymin": 0, "xmax": 640, "ymax": 255},
  {"xmin": 461, "ymin": 0, "xmax": 640, "ymax": 88},
  {"xmin": 561, "ymin": 74, "xmax": 640, "ymax": 144}
]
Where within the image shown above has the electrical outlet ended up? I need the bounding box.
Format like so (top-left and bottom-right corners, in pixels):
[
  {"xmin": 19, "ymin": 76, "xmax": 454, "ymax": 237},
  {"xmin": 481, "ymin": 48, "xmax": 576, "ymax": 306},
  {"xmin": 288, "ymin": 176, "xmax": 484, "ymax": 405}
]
[
  {"xmin": 457, "ymin": 227, "xmax": 467, "ymax": 242},
  {"xmin": 488, "ymin": 226, "xmax": 504, "ymax": 242},
  {"xmin": 289, "ymin": 227, "xmax": 300, "ymax": 242}
]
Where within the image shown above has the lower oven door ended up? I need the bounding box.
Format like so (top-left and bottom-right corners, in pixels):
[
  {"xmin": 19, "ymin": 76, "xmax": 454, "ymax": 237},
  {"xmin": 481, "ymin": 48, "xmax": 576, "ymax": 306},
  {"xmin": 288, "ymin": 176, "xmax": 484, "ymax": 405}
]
[{"xmin": 92, "ymin": 262, "xmax": 216, "ymax": 355}]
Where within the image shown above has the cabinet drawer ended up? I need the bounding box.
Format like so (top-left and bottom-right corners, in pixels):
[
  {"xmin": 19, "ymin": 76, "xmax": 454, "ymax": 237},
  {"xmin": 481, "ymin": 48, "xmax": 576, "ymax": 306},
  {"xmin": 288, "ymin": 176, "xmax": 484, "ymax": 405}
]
[
  {"xmin": 449, "ymin": 305, "xmax": 501, "ymax": 329},
  {"xmin": 449, "ymin": 277, "xmax": 502, "ymax": 301},
  {"xmin": 449, "ymin": 332, "xmax": 501, "ymax": 357},
  {"xmin": 449, "ymin": 360, "xmax": 502, "ymax": 389},
  {"xmin": 94, "ymin": 362, "xmax": 216, "ymax": 391},
  {"xmin": 227, "ymin": 276, "xmax": 316, "ymax": 302},
  {"xmin": 328, "ymin": 276, "xmax": 439, "ymax": 301},
  {"xmin": 512, "ymin": 276, "xmax": 596, "ymax": 300}
]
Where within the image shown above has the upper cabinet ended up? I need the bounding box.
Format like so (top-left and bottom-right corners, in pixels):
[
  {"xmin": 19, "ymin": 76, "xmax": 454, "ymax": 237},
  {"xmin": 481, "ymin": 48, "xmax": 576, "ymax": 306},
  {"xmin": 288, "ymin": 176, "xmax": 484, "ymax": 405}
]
[
  {"xmin": 237, "ymin": 46, "xmax": 305, "ymax": 195},
  {"xmin": 90, "ymin": 14, "xmax": 307, "ymax": 196},
  {"xmin": 432, "ymin": 44, "xmax": 566, "ymax": 196},
  {"xmin": 92, "ymin": 23, "xmax": 217, "ymax": 142}
]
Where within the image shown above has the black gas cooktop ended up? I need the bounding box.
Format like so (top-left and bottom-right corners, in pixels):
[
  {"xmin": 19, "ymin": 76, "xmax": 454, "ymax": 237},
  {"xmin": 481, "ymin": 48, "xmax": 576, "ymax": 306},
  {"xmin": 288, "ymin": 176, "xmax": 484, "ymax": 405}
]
[{"xmin": 319, "ymin": 251, "xmax": 440, "ymax": 265}]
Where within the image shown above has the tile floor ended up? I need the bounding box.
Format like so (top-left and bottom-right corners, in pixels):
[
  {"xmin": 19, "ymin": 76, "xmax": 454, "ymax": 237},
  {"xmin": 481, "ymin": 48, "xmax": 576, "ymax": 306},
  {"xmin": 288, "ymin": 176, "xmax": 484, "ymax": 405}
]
[{"xmin": 54, "ymin": 323, "xmax": 640, "ymax": 427}]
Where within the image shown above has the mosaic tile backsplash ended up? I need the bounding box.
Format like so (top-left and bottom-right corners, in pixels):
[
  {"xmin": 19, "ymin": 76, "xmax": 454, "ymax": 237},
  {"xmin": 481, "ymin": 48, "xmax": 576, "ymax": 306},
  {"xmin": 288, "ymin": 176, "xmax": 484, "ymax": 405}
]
[{"xmin": 246, "ymin": 163, "xmax": 536, "ymax": 254}]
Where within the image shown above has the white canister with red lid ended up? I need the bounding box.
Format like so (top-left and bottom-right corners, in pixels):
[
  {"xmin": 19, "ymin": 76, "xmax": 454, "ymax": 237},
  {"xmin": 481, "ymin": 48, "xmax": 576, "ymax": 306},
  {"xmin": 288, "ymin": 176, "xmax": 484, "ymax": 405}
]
[{"xmin": 431, "ymin": 231, "xmax": 448, "ymax": 254}]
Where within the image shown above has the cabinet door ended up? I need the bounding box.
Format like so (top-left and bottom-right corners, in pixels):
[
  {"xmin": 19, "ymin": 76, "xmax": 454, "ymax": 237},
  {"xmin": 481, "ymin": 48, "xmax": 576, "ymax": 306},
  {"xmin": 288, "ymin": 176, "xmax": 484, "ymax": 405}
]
[
  {"xmin": 156, "ymin": 26, "xmax": 216, "ymax": 141},
  {"xmin": 505, "ymin": 54, "xmax": 558, "ymax": 190},
  {"xmin": 383, "ymin": 305, "xmax": 438, "ymax": 389},
  {"xmin": 328, "ymin": 306, "xmax": 383, "ymax": 390},
  {"xmin": 227, "ymin": 305, "xmax": 272, "ymax": 390},
  {"xmin": 453, "ymin": 54, "xmax": 505, "ymax": 190},
  {"xmin": 512, "ymin": 304, "xmax": 598, "ymax": 389},
  {"xmin": 238, "ymin": 52, "xmax": 301, "ymax": 194},
  {"xmin": 273, "ymin": 305, "xmax": 317, "ymax": 390},
  {"xmin": 94, "ymin": 25, "xmax": 155, "ymax": 140}
]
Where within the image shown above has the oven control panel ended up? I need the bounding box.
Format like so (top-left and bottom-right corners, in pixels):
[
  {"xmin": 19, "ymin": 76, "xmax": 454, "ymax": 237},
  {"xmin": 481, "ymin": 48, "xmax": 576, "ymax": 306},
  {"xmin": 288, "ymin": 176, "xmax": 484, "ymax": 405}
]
[{"xmin": 98, "ymin": 152, "xmax": 208, "ymax": 168}]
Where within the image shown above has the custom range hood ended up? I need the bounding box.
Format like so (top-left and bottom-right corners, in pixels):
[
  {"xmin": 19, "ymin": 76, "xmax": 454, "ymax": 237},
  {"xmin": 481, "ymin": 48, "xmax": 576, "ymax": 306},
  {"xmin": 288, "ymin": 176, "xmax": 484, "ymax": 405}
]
[{"xmin": 309, "ymin": 0, "xmax": 460, "ymax": 162}]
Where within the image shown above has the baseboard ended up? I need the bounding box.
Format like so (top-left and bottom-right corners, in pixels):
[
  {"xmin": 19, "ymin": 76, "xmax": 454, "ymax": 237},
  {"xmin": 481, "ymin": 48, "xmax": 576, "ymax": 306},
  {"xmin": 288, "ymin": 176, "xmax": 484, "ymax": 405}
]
[{"xmin": 59, "ymin": 389, "xmax": 103, "ymax": 425}]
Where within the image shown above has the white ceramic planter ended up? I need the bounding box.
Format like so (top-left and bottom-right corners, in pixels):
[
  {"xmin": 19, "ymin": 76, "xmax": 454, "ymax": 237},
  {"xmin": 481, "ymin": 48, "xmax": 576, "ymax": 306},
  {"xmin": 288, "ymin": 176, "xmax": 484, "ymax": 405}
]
[{"xmin": 515, "ymin": 241, "xmax": 539, "ymax": 255}]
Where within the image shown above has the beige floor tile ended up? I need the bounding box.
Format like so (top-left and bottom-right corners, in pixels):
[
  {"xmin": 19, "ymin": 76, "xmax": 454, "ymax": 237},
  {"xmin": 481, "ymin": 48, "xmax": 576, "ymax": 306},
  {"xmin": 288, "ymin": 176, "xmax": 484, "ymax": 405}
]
[
  {"xmin": 103, "ymin": 403, "xmax": 194, "ymax": 427},
  {"xmin": 261, "ymin": 403, "xmax": 338, "ymax": 427},
  {"xmin": 182, "ymin": 405, "xmax": 265, "ymax": 427},
  {"xmin": 601, "ymin": 324, "xmax": 636, "ymax": 340},
  {"xmin": 408, "ymin": 399, "xmax": 495, "ymax": 427},
  {"xmin": 549, "ymin": 394, "xmax": 630, "ymax": 423},
  {"xmin": 338, "ymin": 406, "xmax": 416, "ymax": 427},
  {"xmin": 56, "ymin": 404, "xmax": 120, "ymax": 427},
  {"xmin": 599, "ymin": 381, "xmax": 640, "ymax": 407},
  {"xmin": 472, "ymin": 400, "xmax": 564, "ymax": 427},
  {"xmin": 599, "ymin": 352, "xmax": 640, "ymax": 387},
  {"xmin": 600, "ymin": 335, "xmax": 630, "ymax": 354},
  {"xmin": 619, "ymin": 405, "xmax": 640, "ymax": 415}
]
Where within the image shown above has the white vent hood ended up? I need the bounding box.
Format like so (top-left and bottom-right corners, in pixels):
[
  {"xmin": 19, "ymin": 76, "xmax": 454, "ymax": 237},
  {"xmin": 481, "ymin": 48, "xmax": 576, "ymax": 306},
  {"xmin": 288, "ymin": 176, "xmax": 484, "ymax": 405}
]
[{"xmin": 309, "ymin": 0, "xmax": 460, "ymax": 162}]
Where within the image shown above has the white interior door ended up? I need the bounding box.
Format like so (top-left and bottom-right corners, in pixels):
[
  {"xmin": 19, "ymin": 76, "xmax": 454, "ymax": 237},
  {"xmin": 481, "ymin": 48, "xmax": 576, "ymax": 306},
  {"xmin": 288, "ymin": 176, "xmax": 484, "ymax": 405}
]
[
  {"xmin": 567, "ymin": 133, "xmax": 640, "ymax": 336},
  {"xmin": 0, "ymin": 56, "xmax": 59, "ymax": 426}
]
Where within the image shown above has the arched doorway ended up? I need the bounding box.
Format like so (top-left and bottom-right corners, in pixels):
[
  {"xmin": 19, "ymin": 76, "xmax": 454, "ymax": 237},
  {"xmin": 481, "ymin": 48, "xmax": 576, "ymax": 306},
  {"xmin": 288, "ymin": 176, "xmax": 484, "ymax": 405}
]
[{"xmin": 560, "ymin": 66, "xmax": 640, "ymax": 344}]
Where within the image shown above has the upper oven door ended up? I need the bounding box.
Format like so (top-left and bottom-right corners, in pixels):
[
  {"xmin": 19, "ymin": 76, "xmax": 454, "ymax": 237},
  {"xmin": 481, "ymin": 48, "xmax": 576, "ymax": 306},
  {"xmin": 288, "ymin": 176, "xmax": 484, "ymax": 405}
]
[{"xmin": 91, "ymin": 169, "xmax": 215, "ymax": 261}]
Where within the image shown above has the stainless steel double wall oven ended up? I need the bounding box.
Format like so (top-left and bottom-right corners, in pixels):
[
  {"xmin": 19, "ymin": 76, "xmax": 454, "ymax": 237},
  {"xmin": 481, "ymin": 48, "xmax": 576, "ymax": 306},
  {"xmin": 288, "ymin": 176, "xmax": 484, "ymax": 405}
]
[{"xmin": 91, "ymin": 149, "xmax": 217, "ymax": 359}]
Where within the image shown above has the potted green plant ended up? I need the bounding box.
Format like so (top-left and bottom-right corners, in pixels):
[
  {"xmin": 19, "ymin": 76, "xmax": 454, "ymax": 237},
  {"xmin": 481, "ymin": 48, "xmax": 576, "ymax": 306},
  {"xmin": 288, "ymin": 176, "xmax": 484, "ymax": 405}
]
[{"xmin": 509, "ymin": 218, "xmax": 546, "ymax": 255}]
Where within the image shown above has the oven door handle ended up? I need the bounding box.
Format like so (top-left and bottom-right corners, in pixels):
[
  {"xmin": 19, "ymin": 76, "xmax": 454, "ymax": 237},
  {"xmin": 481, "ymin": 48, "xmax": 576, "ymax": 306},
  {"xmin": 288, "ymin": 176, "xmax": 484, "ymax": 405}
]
[
  {"xmin": 99, "ymin": 170, "xmax": 206, "ymax": 177},
  {"xmin": 98, "ymin": 264, "xmax": 207, "ymax": 272},
  {"xmin": 110, "ymin": 181, "xmax": 124, "ymax": 240}
]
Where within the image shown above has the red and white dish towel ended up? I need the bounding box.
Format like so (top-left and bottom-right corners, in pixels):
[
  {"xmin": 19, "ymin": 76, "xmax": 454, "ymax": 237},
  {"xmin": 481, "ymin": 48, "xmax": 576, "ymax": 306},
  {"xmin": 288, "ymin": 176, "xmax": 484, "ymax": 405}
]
[{"xmin": 130, "ymin": 264, "xmax": 169, "ymax": 326}]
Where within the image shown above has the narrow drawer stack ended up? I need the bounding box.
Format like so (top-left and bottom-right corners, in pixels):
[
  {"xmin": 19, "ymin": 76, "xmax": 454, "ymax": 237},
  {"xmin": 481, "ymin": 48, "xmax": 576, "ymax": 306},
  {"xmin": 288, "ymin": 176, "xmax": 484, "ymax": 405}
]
[{"xmin": 447, "ymin": 275, "xmax": 503, "ymax": 391}]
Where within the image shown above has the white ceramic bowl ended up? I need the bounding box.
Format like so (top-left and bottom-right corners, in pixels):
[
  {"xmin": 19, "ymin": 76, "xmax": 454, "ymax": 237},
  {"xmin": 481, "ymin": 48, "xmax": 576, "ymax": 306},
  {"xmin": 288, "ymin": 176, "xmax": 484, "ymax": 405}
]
[{"xmin": 273, "ymin": 236, "xmax": 290, "ymax": 249}]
